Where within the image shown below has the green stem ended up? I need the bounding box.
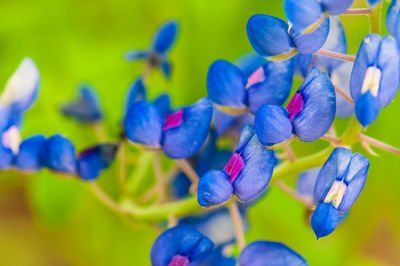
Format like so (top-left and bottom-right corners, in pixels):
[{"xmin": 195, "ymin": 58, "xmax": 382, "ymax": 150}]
[
  {"xmin": 126, "ymin": 151, "xmax": 155, "ymax": 197},
  {"xmin": 341, "ymin": 116, "xmax": 362, "ymax": 146},
  {"xmin": 369, "ymin": 2, "xmax": 382, "ymax": 35}
]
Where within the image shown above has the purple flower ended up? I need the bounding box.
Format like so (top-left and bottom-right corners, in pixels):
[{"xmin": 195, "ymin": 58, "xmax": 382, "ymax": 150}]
[
  {"xmin": 197, "ymin": 124, "xmax": 277, "ymax": 207},
  {"xmin": 62, "ymin": 85, "xmax": 103, "ymax": 123},
  {"xmin": 124, "ymin": 97, "xmax": 213, "ymax": 159},
  {"xmin": 246, "ymin": 15, "xmax": 329, "ymax": 60},
  {"xmin": 77, "ymin": 143, "xmax": 119, "ymax": 181},
  {"xmin": 13, "ymin": 134, "xmax": 47, "ymax": 172},
  {"xmin": 150, "ymin": 225, "xmax": 214, "ymax": 266},
  {"xmin": 311, "ymin": 147, "xmax": 369, "ymax": 238},
  {"xmin": 125, "ymin": 20, "xmax": 178, "ymax": 79},
  {"xmin": 386, "ymin": 0, "xmax": 400, "ymax": 39},
  {"xmin": 239, "ymin": 241, "xmax": 308, "ymax": 266},
  {"xmin": 350, "ymin": 34, "xmax": 400, "ymax": 127},
  {"xmin": 284, "ymin": 0, "xmax": 353, "ymax": 33},
  {"xmin": 207, "ymin": 58, "xmax": 293, "ymax": 114},
  {"xmin": 255, "ymin": 67, "xmax": 336, "ymax": 146}
]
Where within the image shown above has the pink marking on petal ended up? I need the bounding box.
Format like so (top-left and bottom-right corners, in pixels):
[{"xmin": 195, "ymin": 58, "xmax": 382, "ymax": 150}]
[
  {"xmin": 246, "ymin": 66, "xmax": 265, "ymax": 88},
  {"xmin": 163, "ymin": 109, "xmax": 184, "ymax": 131},
  {"xmin": 2, "ymin": 125, "xmax": 21, "ymax": 155},
  {"xmin": 168, "ymin": 255, "xmax": 189, "ymax": 266},
  {"xmin": 286, "ymin": 93, "xmax": 304, "ymax": 121},
  {"xmin": 224, "ymin": 152, "xmax": 245, "ymax": 183}
]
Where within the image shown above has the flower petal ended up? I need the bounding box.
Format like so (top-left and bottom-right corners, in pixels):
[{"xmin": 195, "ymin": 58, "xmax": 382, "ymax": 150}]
[
  {"xmin": 247, "ymin": 59, "xmax": 294, "ymax": 113},
  {"xmin": 197, "ymin": 170, "xmax": 233, "ymax": 207},
  {"xmin": 124, "ymin": 50, "xmax": 150, "ymax": 61},
  {"xmin": 0, "ymin": 143, "xmax": 13, "ymax": 170},
  {"xmin": 163, "ymin": 97, "xmax": 213, "ymax": 159},
  {"xmin": 255, "ymin": 104, "xmax": 293, "ymax": 146},
  {"xmin": 291, "ymin": 67, "xmax": 336, "ymax": 142},
  {"xmin": 239, "ymin": 241, "xmax": 308, "ymax": 266},
  {"xmin": 354, "ymin": 91, "xmax": 380, "ymax": 127},
  {"xmin": 321, "ymin": 0, "xmax": 354, "ymax": 15},
  {"xmin": 124, "ymin": 77, "xmax": 147, "ymax": 115},
  {"xmin": 296, "ymin": 167, "xmax": 320, "ymax": 198},
  {"xmin": 77, "ymin": 143, "xmax": 119, "ymax": 181},
  {"xmin": 294, "ymin": 54, "xmax": 312, "ymax": 77},
  {"xmin": 124, "ymin": 101, "xmax": 164, "ymax": 149},
  {"xmin": 0, "ymin": 58, "xmax": 40, "ymax": 114},
  {"xmin": 39, "ymin": 134, "xmax": 77, "ymax": 175},
  {"xmin": 153, "ymin": 93, "xmax": 172, "ymax": 117},
  {"xmin": 289, "ymin": 17, "xmax": 330, "ymax": 55},
  {"xmin": 311, "ymin": 202, "xmax": 340, "ymax": 239},
  {"xmin": 284, "ymin": 0, "xmax": 323, "ymax": 32},
  {"xmin": 152, "ymin": 20, "xmax": 179, "ymax": 54},
  {"xmin": 235, "ymin": 52, "xmax": 267, "ymax": 78},
  {"xmin": 330, "ymin": 61, "xmax": 354, "ymax": 118},
  {"xmin": 14, "ymin": 134, "xmax": 46, "ymax": 172},
  {"xmin": 246, "ymin": 15, "xmax": 295, "ymax": 58},
  {"xmin": 386, "ymin": 1, "xmax": 400, "ymax": 39},
  {"xmin": 207, "ymin": 60, "xmax": 247, "ymax": 110}
]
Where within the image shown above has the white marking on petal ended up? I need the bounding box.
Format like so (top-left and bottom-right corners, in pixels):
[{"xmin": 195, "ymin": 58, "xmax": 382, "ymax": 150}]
[
  {"xmin": 2, "ymin": 125, "xmax": 21, "ymax": 154},
  {"xmin": 361, "ymin": 66, "xmax": 381, "ymax": 97},
  {"xmin": 0, "ymin": 58, "xmax": 40, "ymax": 110},
  {"xmin": 324, "ymin": 180, "xmax": 347, "ymax": 208},
  {"xmin": 246, "ymin": 67, "xmax": 265, "ymax": 88}
]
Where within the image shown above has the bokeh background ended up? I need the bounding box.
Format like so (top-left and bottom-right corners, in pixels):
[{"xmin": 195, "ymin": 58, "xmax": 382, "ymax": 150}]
[{"xmin": 0, "ymin": 0, "xmax": 399, "ymax": 265}]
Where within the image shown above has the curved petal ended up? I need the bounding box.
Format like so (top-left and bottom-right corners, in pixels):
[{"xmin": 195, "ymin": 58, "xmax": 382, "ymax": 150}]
[
  {"xmin": 350, "ymin": 34, "xmax": 381, "ymax": 101},
  {"xmin": 386, "ymin": 1, "xmax": 400, "ymax": 39},
  {"xmin": 235, "ymin": 52, "xmax": 267, "ymax": 78},
  {"xmin": 124, "ymin": 77, "xmax": 147, "ymax": 114},
  {"xmin": 321, "ymin": 0, "xmax": 354, "ymax": 15},
  {"xmin": 297, "ymin": 167, "xmax": 320, "ymax": 197},
  {"xmin": 239, "ymin": 241, "xmax": 307, "ymax": 266},
  {"xmin": 312, "ymin": 16, "xmax": 347, "ymax": 72},
  {"xmin": 0, "ymin": 143, "xmax": 13, "ymax": 170},
  {"xmin": 163, "ymin": 97, "xmax": 213, "ymax": 159},
  {"xmin": 39, "ymin": 134, "xmax": 77, "ymax": 175},
  {"xmin": 338, "ymin": 153, "xmax": 369, "ymax": 213},
  {"xmin": 153, "ymin": 93, "xmax": 172, "ymax": 117},
  {"xmin": 294, "ymin": 54, "xmax": 312, "ymax": 77},
  {"xmin": 160, "ymin": 59, "xmax": 172, "ymax": 79},
  {"xmin": 197, "ymin": 170, "xmax": 233, "ymax": 207},
  {"xmin": 284, "ymin": 0, "xmax": 323, "ymax": 32},
  {"xmin": 124, "ymin": 50, "xmax": 150, "ymax": 61},
  {"xmin": 124, "ymin": 101, "xmax": 164, "ymax": 149},
  {"xmin": 14, "ymin": 134, "xmax": 46, "ymax": 172},
  {"xmin": 368, "ymin": 0, "xmax": 382, "ymax": 6},
  {"xmin": 152, "ymin": 20, "xmax": 179, "ymax": 54},
  {"xmin": 0, "ymin": 58, "xmax": 40, "ymax": 114},
  {"xmin": 248, "ymin": 59, "xmax": 294, "ymax": 113},
  {"xmin": 150, "ymin": 225, "xmax": 213, "ymax": 266},
  {"xmin": 246, "ymin": 15, "xmax": 295, "ymax": 58},
  {"xmin": 330, "ymin": 61, "xmax": 354, "ymax": 118},
  {"xmin": 311, "ymin": 202, "xmax": 340, "ymax": 239},
  {"xmin": 255, "ymin": 104, "xmax": 293, "ymax": 146},
  {"xmin": 289, "ymin": 17, "xmax": 330, "ymax": 55},
  {"xmin": 292, "ymin": 67, "xmax": 336, "ymax": 142},
  {"xmin": 62, "ymin": 85, "xmax": 103, "ymax": 123},
  {"xmin": 376, "ymin": 35, "xmax": 400, "ymax": 108},
  {"xmin": 207, "ymin": 60, "xmax": 247, "ymax": 110},
  {"xmin": 313, "ymin": 147, "xmax": 352, "ymax": 203},
  {"xmin": 354, "ymin": 91, "xmax": 380, "ymax": 127},
  {"xmin": 233, "ymin": 126, "xmax": 277, "ymax": 202},
  {"xmin": 77, "ymin": 143, "xmax": 118, "ymax": 181}
]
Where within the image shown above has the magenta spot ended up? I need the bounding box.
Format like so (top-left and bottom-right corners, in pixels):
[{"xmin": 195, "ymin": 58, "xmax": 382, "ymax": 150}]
[
  {"xmin": 163, "ymin": 109, "xmax": 184, "ymax": 131},
  {"xmin": 246, "ymin": 66, "xmax": 265, "ymax": 88},
  {"xmin": 168, "ymin": 255, "xmax": 189, "ymax": 266},
  {"xmin": 224, "ymin": 153, "xmax": 245, "ymax": 183},
  {"xmin": 286, "ymin": 93, "xmax": 304, "ymax": 121}
]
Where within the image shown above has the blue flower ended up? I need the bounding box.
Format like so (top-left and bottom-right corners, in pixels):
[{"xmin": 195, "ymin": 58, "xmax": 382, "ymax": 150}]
[
  {"xmin": 207, "ymin": 58, "xmax": 293, "ymax": 114},
  {"xmin": 368, "ymin": 0, "xmax": 382, "ymax": 6},
  {"xmin": 296, "ymin": 167, "xmax": 321, "ymax": 199},
  {"xmin": 311, "ymin": 147, "xmax": 369, "ymax": 238},
  {"xmin": 77, "ymin": 143, "xmax": 119, "ymax": 181},
  {"xmin": 330, "ymin": 61, "xmax": 354, "ymax": 118},
  {"xmin": 124, "ymin": 77, "xmax": 147, "ymax": 115},
  {"xmin": 350, "ymin": 34, "xmax": 400, "ymax": 127},
  {"xmin": 150, "ymin": 225, "xmax": 214, "ymax": 266},
  {"xmin": 239, "ymin": 241, "xmax": 308, "ymax": 266},
  {"xmin": 213, "ymin": 108, "xmax": 254, "ymax": 138},
  {"xmin": 235, "ymin": 52, "xmax": 267, "ymax": 78},
  {"xmin": 62, "ymin": 85, "xmax": 103, "ymax": 123},
  {"xmin": 124, "ymin": 97, "xmax": 213, "ymax": 159},
  {"xmin": 255, "ymin": 67, "xmax": 336, "ymax": 146},
  {"xmin": 0, "ymin": 58, "xmax": 40, "ymax": 169},
  {"xmin": 197, "ymin": 124, "xmax": 277, "ymax": 207},
  {"xmin": 284, "ymin": 0, "xmax": 353, "ymax": 33},
  {"xmin": 125, "ymin": 20, "xmax": 178, "ymax": 79},
  {"xmin": 39, "ymin": 134, "xmax": 77, "ymax": 175},
  {"xmin": 387, "ymin": 0, "xmax": 400, "ymax": 39},
  {"xmin": 13, "ymin": 134, "xmax": 47, "ymax": 172},
  {"xmin": 247, "ymin": 15, "xmax": 329, "ymax": 60}
]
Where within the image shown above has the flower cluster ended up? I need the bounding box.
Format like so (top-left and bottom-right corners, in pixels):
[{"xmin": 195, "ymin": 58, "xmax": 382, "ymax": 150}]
[{"xmin": 3, "ymin": 0, "xmax": 400, "ymax": 265}]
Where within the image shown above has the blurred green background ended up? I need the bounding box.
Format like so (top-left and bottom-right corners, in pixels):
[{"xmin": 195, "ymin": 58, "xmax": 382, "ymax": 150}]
[{"xmin": 0, "ymin": 0, "xmax": 399, "ymax": 265}]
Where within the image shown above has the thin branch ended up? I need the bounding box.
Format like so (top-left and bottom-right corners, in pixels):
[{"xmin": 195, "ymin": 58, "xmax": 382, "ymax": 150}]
[
  {"xmin": 320, "ymin": 134, "xmax": 341, "ymax": 144},
  {"xmin": 359, "ymin": 134, "xmax": 400, "ymax": 156},
  {"xmin": 315, "ymin": 49, "xmax": 356, "ymax": 62},
  {"xmin": 228, "ymin": 201, "xmax": 246, "ymax": 251},
  {"xmin": 284, "ymin": 144, "xmax": 296, "ymax": 162},
  {"xmin": 175, "ymin": 159, "xmax": 199, "ymax": 184},
  {"xmin": 361, "ymin": 141, "xmax": 378, "ymax": 156},
  {"xmin": 89, "ymin": 182, "xmax": 127, "ymax": 214},
  {"xmin": 275, "ymin": 180, "xmax": 313, "ymax": 208},
  {"xmin": 334, "ymin": 86, "xmax": 354, "ymax": 105},
  {"xmin": 343, "ymin": 8, "xmax": 373, "ymax": 15},
  {"xmin": 117, "ymin": 141, "xmax": 127, "ymax": 195}
]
